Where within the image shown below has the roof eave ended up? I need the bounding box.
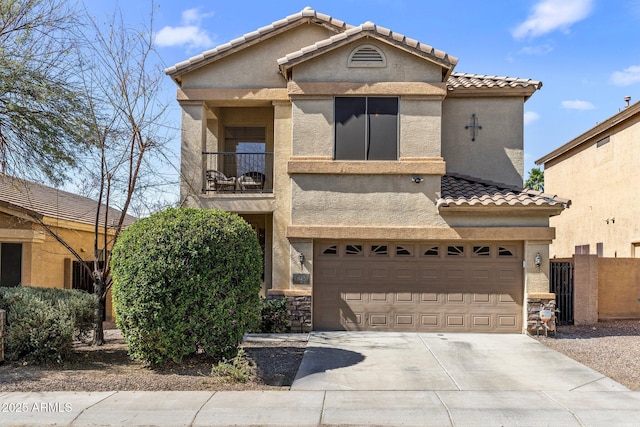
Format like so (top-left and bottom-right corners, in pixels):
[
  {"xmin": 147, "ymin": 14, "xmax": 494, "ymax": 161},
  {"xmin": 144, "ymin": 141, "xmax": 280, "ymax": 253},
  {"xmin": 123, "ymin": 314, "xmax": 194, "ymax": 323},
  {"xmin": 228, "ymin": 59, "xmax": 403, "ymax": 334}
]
[
  {"xmin": 536, "ymin": 100, "xmax": 640, "ymax": 165},
  {"xmin": 446, "ymin": 86, "xmax": 540, "ymax": 101},
  {"xmin": 437, "ymin": 203, "xmax": 567, "ymax": 216}
]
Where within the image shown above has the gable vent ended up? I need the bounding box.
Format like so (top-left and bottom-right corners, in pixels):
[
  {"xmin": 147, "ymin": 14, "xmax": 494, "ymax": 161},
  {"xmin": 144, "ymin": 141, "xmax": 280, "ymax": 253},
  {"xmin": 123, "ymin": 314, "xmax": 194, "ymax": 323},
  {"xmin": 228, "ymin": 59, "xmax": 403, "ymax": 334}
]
[{"xmin": 348, "ymin": 45, "xmax": 386, "ymax": 68}]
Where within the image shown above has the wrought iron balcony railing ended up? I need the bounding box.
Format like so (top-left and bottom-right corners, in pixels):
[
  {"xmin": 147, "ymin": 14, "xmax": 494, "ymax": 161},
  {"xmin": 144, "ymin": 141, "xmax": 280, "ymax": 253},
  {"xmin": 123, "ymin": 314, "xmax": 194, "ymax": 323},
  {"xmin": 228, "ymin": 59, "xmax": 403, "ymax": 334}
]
[{"xmin": 202, "ymin": 152, "xmax": 274, "ymax": 193}]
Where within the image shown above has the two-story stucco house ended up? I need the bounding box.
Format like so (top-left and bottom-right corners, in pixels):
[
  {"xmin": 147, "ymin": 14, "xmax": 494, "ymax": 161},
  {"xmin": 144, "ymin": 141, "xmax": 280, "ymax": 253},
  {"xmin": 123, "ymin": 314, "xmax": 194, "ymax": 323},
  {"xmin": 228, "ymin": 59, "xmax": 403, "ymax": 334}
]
[
  {"xmin": 537, "ymin": 99, "xmax": 640, "ymax": 259},
  {"xmin": 166, "ymin": 8, "xmax": 569, "ymax": 333}
]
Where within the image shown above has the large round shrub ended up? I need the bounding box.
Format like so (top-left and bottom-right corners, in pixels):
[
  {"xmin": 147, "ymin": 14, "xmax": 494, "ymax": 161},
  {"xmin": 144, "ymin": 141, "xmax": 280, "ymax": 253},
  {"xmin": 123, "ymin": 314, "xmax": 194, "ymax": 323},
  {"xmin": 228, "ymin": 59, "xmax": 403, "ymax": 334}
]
[{"xmin": 110, "ymin": 208, "xmax": 263, "ymax": 365}]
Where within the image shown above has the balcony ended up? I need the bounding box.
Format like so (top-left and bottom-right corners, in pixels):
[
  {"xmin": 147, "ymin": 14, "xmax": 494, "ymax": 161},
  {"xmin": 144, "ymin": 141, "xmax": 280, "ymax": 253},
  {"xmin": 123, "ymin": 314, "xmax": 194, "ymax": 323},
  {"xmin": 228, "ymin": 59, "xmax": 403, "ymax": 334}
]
[{"xmin": 202, "ymin": 152, "xmax": 274, "ymax": 193}]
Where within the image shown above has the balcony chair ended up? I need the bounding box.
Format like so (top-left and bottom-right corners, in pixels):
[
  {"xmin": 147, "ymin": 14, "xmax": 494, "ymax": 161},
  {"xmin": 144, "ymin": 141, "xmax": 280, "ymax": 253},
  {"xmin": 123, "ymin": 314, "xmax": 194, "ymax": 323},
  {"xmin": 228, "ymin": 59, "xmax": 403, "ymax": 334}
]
[
  {"xmin": 206, "ymin": 170, "xmax": 236, "ymax": 191},
  {"xmin": 238, "ymin": 172, "xmax": 265, "ymax": 192}
]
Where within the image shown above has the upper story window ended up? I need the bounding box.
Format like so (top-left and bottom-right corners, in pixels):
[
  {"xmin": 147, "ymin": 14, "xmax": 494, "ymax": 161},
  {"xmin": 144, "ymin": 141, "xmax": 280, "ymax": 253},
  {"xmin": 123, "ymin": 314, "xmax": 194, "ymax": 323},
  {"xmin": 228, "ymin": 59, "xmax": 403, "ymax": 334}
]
[{"xmin": 334, "ymin": 97, "xmax": 398, "ymax": 160}]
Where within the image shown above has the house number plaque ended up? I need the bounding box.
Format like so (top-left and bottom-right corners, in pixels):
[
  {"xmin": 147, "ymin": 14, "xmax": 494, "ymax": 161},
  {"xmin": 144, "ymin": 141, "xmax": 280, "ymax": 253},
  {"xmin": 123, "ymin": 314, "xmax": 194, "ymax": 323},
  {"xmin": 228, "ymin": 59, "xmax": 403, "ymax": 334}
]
[{"xmin": 292, "ymin": 274, "xmax": 310, "ymax": 284}]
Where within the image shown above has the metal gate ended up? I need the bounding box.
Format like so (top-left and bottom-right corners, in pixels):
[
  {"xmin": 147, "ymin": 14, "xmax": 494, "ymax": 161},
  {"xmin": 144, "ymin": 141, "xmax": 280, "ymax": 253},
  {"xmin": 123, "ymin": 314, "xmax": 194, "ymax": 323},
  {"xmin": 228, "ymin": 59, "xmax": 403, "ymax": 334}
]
[
  {"xmin": 550, "ymin": 260, "xmax": 574, "ymax": 325},
  {"xmin": 72, "ymin": 261, "xmax": 106, "ymax": 321}
]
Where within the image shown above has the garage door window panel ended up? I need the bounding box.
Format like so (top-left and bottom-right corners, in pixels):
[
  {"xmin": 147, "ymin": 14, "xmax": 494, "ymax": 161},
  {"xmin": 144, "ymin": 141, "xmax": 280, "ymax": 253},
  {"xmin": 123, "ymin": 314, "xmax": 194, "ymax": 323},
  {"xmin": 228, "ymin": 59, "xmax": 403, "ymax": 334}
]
[
  {"xmin": 447, "ymin": 245, "xmax": 465, "ymax": 256},
  {"xmin": 371, "ymin": 245, "xmax": 388, "ymax": 256},
  {"xmin": 345, "ymin": 244, "xmax": 363, "ymax": 256},
  {"xmin": 395, "ymin": 245, "xmax": 413, "ymax": 256},
  {"xmin": 498, "ymin": 246, "xmax": 516, "ymax": 257},
  {"xmin": 422, "ymin": 245, "xmax": 440, "ymax": 257},
  {"xmin": 473, "ymin": 246, "xmax": 491, "ymax": 257}
]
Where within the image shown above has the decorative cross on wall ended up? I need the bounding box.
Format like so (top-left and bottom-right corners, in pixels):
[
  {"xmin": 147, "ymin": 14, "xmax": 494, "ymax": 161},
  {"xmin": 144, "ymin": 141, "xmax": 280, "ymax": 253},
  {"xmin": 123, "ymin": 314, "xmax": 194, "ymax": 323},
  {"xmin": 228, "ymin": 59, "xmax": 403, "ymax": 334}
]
[{"xmin": 465, "ymin": 113, "xmax": 482, "ymax": 141}]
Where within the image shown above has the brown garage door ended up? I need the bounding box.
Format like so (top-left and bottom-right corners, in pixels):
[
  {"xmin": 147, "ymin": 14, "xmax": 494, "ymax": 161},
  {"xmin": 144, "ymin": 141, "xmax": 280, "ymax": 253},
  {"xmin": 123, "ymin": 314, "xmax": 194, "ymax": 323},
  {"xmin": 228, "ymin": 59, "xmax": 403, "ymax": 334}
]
[{"xmin": 313, "ymin": 241, "xmax": 523, "ymax": 333}]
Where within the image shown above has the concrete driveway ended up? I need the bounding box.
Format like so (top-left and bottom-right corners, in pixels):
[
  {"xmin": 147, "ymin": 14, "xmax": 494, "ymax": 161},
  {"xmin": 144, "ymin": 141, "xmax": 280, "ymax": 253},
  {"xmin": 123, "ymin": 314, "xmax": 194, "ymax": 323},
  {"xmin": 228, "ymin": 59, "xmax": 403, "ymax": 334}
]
[{"xmin": 291, "ymin": 332, "xmax": 628, "ymax": 391}]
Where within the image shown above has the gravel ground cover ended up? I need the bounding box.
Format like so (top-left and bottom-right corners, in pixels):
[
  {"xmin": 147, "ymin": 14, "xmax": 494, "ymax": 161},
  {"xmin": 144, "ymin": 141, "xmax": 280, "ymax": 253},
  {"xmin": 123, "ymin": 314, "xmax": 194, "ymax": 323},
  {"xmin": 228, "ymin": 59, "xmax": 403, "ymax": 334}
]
[{"xmin": 532, "ymin": 319, "xmax": 640, "ymax": 390}]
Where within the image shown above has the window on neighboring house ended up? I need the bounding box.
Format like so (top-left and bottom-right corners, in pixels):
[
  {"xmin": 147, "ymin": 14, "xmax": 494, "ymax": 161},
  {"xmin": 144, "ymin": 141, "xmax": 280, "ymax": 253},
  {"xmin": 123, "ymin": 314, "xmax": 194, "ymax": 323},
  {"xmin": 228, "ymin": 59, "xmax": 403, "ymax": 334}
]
[
  {"xmin": 334, "ymin": 97, "xmax": 398, "ymax": 160},
  {"xmin": 0, "ymin": 242, "xmax": 22, "ymax": 287},
  {"xmin": 575, "ymin": 244, "xmax": 590, "ymax": 255}
]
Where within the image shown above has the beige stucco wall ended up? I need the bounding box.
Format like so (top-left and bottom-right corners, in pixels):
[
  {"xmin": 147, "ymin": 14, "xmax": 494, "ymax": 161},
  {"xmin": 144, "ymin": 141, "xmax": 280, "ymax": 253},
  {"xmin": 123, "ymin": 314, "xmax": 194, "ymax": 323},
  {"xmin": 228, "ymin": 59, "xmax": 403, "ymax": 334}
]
[
  {"xmin": 546, "ymin": 119, "xmax": 640, "ymax": 258},
  {"xmin": 442, "ymin": 97, "xmax": 524, "ymax": 186},
  {"xmin": 181, "ymin": 25, "xmax": 335, "ymax": 89},
  {"xmin": 291, "ymin": 175, "xmax": 443, "ymax": 227},
  {"xmin": 598, "ymin": 258, "xmax": 640, "ymax": 319},
  {"xmin": 272, "ymin": 102, "xmax": 293, "ymax": 291},
  {"xmin": 0, "ymin": 211, "xmax": 117, "ymax": 321},
  {"xmin": 442, "ymin": 212, "xmax": 550, "ymax": 228},
  {"xmin": 292, "ymin": 40, "xmax": 443, "ymax": 83},
  {"xmin": 524, "ymin": 241, "xmax": 551, "ymax": 294},
  {"xmin": 291, "ymin": 97, "xmax": 333, "ymax": 158},
  {"xmin": 291, "ymin": 97, "xmax": 442, "ymax": 159},
  {"xmin": 180, "ymin": 102, "xmax": 208, "ymax": 205}
]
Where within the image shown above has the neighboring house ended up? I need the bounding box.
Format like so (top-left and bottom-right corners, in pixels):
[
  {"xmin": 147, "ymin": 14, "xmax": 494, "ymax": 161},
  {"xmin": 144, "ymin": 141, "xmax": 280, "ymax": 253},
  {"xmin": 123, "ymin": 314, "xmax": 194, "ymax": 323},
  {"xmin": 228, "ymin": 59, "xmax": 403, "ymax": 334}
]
[
  {"xmin": 537, "ymin": 99, "xmax": 640, "ymax": 259},
  {"xmin": 0, "ymin": 174, "xmax": 136, "ymax": 321},
  {"xmin": 166, "ymin": 8, "xmax": 569, "ymax": 333}
]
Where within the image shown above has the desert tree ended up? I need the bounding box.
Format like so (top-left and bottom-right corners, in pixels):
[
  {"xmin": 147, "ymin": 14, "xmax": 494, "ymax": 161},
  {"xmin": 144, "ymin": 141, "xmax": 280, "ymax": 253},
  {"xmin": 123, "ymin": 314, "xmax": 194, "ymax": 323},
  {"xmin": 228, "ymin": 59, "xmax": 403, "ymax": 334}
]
[
  {"xmin": 74, "ymin": 3, "xmax": 175, "ymax": 344},
  {"xmin": 0, "ymin": 0, "xmax": 93, "ymax": 183},
  {"xmin": 0, "ymin": 1, "xmax": 176, "ymax": 345},
  {"xmin": 20, "ymin": 2, "xmax": 175, "ymax": 344}
]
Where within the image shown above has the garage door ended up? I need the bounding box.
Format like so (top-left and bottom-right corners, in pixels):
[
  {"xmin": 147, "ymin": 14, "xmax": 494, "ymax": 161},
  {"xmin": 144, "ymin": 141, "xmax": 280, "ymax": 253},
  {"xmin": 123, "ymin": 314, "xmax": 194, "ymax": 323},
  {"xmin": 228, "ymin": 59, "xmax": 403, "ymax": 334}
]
[{"xmin": 313, "ymin": 241, "xmax": 523, "ymax": 333}]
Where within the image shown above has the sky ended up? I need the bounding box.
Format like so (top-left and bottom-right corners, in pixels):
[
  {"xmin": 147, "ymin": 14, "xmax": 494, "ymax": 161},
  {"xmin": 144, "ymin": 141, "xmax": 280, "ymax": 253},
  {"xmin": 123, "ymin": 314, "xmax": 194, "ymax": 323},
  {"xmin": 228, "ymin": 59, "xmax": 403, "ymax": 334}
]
[{"xmin": 84, "ymin": 0, "xmax": 640, "ymax": 188}]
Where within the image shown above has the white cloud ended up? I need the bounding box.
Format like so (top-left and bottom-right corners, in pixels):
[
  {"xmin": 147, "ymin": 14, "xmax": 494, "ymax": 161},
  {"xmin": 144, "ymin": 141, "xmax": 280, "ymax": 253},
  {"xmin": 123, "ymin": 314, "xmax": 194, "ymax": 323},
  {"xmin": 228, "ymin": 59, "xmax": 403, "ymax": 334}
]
[
  {"xmin": 512, "ymin": 0, "xmax": 593, "ymax": 40},
  {"xmin": 154, "ymin": 8, "xmax": 214, "ymax": 50},
  {"xmin": 561, "ymin": 100, "xmax": 595, "ymax": 111},
  {"xmin": 518, "ymin": 42, "xmax": 554, "ymax": 56},
  {"xmin": 524, "ymin": 111, "xmax": 540, "ymax": 125},
  {"xmin": 610, "ymin": 65, "xmax": 640, "ymax": 86}
]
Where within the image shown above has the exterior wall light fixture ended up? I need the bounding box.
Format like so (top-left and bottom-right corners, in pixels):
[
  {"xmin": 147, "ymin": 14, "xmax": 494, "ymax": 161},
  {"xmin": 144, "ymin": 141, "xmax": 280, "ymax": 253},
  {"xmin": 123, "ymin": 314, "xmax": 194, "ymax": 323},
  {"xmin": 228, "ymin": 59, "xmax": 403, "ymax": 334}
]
[
  {"xmin": 298, "ymin": 252, "xmax": 305, "ymax": 266},
  {"xmin": 411, "ymin": 177, "xmax": 424, "ymax": 183},
  {"xmin": 534, "ymin": 252, "xmax": 542, "ymax": 268}
]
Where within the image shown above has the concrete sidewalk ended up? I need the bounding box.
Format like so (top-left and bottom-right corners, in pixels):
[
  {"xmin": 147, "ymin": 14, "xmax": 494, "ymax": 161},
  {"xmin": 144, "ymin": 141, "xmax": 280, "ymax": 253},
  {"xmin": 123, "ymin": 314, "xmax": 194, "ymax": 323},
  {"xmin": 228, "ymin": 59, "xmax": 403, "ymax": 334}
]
[{"xmin": 2, "ymin": 390, "xmax": 640, "ymax": 426}]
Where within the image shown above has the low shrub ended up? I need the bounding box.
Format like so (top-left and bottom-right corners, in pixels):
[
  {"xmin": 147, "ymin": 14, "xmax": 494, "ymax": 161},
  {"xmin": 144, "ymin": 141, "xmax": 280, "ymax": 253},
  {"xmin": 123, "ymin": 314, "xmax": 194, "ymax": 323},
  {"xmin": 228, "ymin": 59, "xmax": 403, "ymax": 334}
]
[
  {"xmin": 211, "ymin": 349, "xmax": 253, "ymax": 383},
  {"xmin": 0, "ymin": 286, "xmax": 97, "ymax": 364},
  {"xmin": 111, "ymin": 208, "xmax": 263, "ymax": 366},
  {"xmin": 253, "ymin": 298, "xmax": 291, "ymax": 333}
]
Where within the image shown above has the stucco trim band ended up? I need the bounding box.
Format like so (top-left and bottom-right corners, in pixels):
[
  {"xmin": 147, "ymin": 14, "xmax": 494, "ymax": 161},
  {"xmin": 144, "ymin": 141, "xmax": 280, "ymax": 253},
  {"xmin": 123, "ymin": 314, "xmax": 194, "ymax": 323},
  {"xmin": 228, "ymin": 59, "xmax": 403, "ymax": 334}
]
[
  {"xmin": 177, "ymin": 88, "xmax": 289, "ymax": 102},
  {"xmin": 287, "ymin": 158, "xmax": 446, "ymax": 175},
  {"xmin": 288, "ymin": 81, "xmax": 447, "ymax": 97},
  {"xmin": 527, "ymin": 292, "xmax": 555, "ymax": 299},
  {"xmin": 0, "ymin": 229, "xmax": 45, "ymax": 243},
  {"xmin": 267, "ymin": 289, "xmax": 312, "ymax": 297},
  {"xmin": 286, "ymin": 225, "xmax": 556, "ymax": 240}
]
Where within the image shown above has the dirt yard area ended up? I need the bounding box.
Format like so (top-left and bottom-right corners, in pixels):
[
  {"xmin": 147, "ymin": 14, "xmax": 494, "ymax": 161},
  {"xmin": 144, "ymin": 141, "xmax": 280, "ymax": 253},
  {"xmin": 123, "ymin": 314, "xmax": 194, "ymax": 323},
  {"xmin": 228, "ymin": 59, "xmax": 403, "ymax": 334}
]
[{"xmin": 0, "ymin": 328, "xmax": 307, "ymax": 392}]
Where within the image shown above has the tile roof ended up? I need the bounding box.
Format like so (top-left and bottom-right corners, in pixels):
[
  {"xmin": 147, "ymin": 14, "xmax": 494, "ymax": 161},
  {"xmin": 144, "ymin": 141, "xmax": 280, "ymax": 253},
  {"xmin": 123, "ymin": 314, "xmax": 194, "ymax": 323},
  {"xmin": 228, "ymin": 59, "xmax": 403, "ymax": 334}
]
[
  {"xmin": 277, "ymin": 21, "xmax": 458, "ymax": 73},
  {"xmin": 0, "ymin": 175, "xmax": 137, "ymax": 228},
  {"xmin": 165, "ymin": 7, "xmax": 351, "ymax": 77},
  {"xmin": 447, "ymin": 73, "xmax": 542, "ymax": 99},
  {"xmin": 447, "ymin": 73, "xmax": 542, "ymax": 90},
  {"xmin": 438, "ymin": 174, "xmax": 569, "ymax": 210},
  {"xmin": 165, "ymin": 8, "xmax": 541, "ymax": 98}
]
